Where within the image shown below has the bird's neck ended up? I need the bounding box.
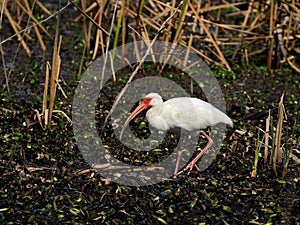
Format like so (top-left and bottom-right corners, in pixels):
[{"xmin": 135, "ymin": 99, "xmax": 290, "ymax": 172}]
[
  {"xmin": 146, "ymin": 103, "xmax": 163, "ymax": 119},
  {"xmin": 146, "ymin": 102, "xmax": 171, "ymax": 131}
]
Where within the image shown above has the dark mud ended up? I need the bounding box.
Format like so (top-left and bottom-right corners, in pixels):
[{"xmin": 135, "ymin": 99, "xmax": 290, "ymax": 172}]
[{"xmin": 1, "ymin": 3, "xmax": 299, "ymax": 225}]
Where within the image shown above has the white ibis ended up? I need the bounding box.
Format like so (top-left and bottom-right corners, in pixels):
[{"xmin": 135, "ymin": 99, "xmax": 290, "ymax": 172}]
[{"xmin": 122, "ymin": 93, "xmax": 233, "ymax": 177}]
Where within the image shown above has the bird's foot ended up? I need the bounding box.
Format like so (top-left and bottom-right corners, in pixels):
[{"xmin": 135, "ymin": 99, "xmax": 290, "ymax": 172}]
[
  {"xmin": 173, "ymin": 170, "xmax": 183, "ymax": 178},
  {"xmin": 183, "ymin": 161, "xmax": 200, "ymax": 174},
  {"xmin": 173, "ymin": 162, "xmax": 200, "ymax": 177}
]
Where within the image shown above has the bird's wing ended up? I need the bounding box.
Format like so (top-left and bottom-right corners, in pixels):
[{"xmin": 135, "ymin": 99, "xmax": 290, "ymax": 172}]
[{"xmin": 163, "ymin": 98, "xmax": 214, "ymax": 131}]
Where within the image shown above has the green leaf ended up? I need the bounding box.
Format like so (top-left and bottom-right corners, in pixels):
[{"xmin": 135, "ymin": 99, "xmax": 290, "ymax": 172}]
[
  {"xmin": 222, "ymin": 205, "xmax": 232, "ymax": 213},
  {"xmin": 155, "ymin": 217, "xmax": 167, "ymax": 225}
]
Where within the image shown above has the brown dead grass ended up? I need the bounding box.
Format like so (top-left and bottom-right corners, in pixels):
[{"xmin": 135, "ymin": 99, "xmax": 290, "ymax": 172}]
[
  {"xmin": 0, "ymin": 0, "xmax": 299, "ymax": 127},
  {"xmin": 1, "ymin": 0, "xmax": 299, "ymax": 71}
]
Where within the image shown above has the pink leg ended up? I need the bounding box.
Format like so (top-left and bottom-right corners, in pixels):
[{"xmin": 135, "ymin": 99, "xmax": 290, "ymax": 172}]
[
  {"xmin": 173, "ymin": 149, "xmax": 182, "ymax": 178},
  {"xmin": 173, "ymin": 131, "xmax": 183, "ymax": 178},
  {"xmin": 183, "ymin": 130, "xmax": 213, "ymax": 174}
]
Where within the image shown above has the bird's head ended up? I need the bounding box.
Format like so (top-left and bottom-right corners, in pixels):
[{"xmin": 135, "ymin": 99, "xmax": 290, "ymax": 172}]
[
  {"xmin": 120, "ymin": 93, "xmax": 163, "ymax": 139},
  {"xmin": 126, "ymin": 93, "xmax": 163, "ymax": 121},
  {"xmin": 142, "ymin": 93, "xmax": 163, "ymax": 107}
]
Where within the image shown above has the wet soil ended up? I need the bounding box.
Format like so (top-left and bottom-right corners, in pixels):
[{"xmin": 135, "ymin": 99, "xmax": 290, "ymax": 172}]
[{"xmin": 1, "ymin": 3, "xmax": 300, "ymax": 225}]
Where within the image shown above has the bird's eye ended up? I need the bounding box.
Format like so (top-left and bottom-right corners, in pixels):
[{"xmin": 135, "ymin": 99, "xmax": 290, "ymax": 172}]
[{"xmin": 143, "ymin": 97, "xmax": 152, "ymax": 104}]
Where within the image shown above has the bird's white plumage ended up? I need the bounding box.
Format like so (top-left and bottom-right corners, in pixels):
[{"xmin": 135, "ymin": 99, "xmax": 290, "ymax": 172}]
[
  {"xmin": 122, "ymin": 92, "xmax": 233, "ymax": 176},
  {"xmin": 144, "ymin": 93, "xmax": 232, "ymax": 131}
]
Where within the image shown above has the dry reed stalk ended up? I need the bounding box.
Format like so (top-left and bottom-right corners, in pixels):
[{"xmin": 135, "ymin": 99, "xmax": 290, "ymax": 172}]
[
  {"xmin": 184, "ymin": 1, "xmax": 200, "ymax": 66},
  {"xmin": 273, "ymin": 93, "xmax": 285, "ymax": 176},
  {"xmin": 48, "ymin": 36, "xmax": 61, "ymax": 124},
  {"xmin": 140, "ymin": 20, "xmax": 150, "ymax": 43},
  {"xmin": 246, "ymin": 45, "xmax": 267, "ymax": 58},
  {"xmin": 173, "ymin": 0, "xmax": 188, "ymax": 44},
  {"xmin": 147, "ymin": 0, "xmax": 158, "ymax": 12},
  {"xmin": 0, "ymin": 0, "xmax": 53, "ymax": 59},
  {"xmin": 251, "ymin": 127, "xmax": 264, "ymax": 178},
  {"xmin": 276, "ymin": 24, "xmax": 288, "ymax": 60},
  {"xmin": 246, "ymin": 14, "xmax": 263, "ymax": 34},
  {"xmin": 132, "ymin": 35, "xmax": 142, "ymax": 62},
  {"xmin": 268, "ymin": 0, "xmax": 276, "ymax": 68},
  {"xmin": 244, "ymin": 49, "xmax": 249, "ymax": 66},
  {"xmin": 205, "ymin": 2, "xmax": 244, "ymax": 13},
  {"xmin": 0, "ymin": 44, "xmax": 9, "ymax": 93},
  {"xmin": 52, "ymin": 110, "xmax": 72, "ymax": 124},
  {"xmin": 74, "ymin": 1, "xmax": 98, "ymax": 22},
  {"xmin": 114, "ymin": 0, "xmax": 246, "ymax": 69},
  {"xmin": 287, "ymin": 56, "xmax": 300, "ymax": 73},
  {"xmin": 33, "ymin": 109, "xmax": 43, "ymax": 128},
  {"xmin": 74, "ymin": 0, "xmax": 98, "ymax": 22},
  {"xmin": 69, "ymin": 1, "xmax": 109, "ymax": 36},
  {"xmin": 80, "ymin": 0, "xmax": 89, "ymax": 55},
  {"xmin": 140, "ymin": 22, "xmax": 158, "ymax": 64},
  {"xmin": 3, "ymin": 0, "xmax": 298, "ymax": 75},
  {"xmin": 33, "ymin": 23, "xmax": 46, "ymax": 52},
  {"xmin": 184, "ymin": 1, "xmax": 201, "ymax": 95},
  {"xmin": 56, "ymin": 77, "xmax": 67, "ymax": 99},
  {"xmin": 201, "ymin": 27, "xmax": 230, "ymax": 67},
  {"xmin": 284, "ymin": 4, "xmax": 293, "ymax": 49},
  {"xmin": 160, "ymin": 7, "xmax": 173, "ymax": 47},
  {"xmin": 95, "ymin": 0, "xmax": 118, "ymax": 90},
  {"xmin": 264, "ymin": 110, "xmax": 270, "ymax": 165},
  {"xmin": 0, "ymin": 46, "xmax": 6, "ymax": 56},
  {"xmin": 200, "ymin": 19, "xmax": 258, "ymax": 35},
  {"xmin": 126, "ymin": 7, "xmax": 160, "ymax": 31},
  {"xmin": 157, "ymin": 0, "xmax": 183, "ymax": 72},
  {"xmin": 215, "ymin": 4, "xmax": 221, "ymax": 38},
  {"xmin": 241, "ymin": 0, "xmax": 253, "ymax": 29},
  {"xmin": 184, "ymin": 44, "xmax": 224, "ymax": 67},
  {"xmin": 86, "ymin": 16, "xmax": 93, "ymax": 56},
  {"xmin": 189, "ymin": 3, "xmax": 231, "ymax": 70},
  {"xmin": 92, "ymin": 1, "xmax": 106, "ymax": 59},
  {"xmin": 3, "ymin": 3, "xmax": 32, "ymax": 57},
  {"xmin": 0, "ymin": 2, "xmax": 70, "ymax": 46},
  {"xmin": 147, "ymin": 4, "xmax": 170, "ymax": 21},
  {"xmin": 42, "ymin": 61, "xmax": 50, "ymax": 125},
  {"xmin": 231, "ymin": 0, "xmax": 253, "ymax": 62},
  {"xmin": 109, "ymin": 51, "xmax": 116, "ymax": 82},
  {"xmin": 15, "ymin": 0, "xmax": 53, "ymax": 40},
  {"xmin": 159, "ymin": 0, "xmax": 195, "ymax": 74},
  {"xmin": 48, "ymin": 11, "xmax": 62, "ymax": 124},
  {"xmin": 35, "ymin": 0, "xmax": 52, "ymax": 15}
]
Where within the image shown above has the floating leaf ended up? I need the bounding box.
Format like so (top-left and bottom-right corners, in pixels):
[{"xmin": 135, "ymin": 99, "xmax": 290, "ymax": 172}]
[
  {"xmin": 69, "ymin": 207, "xmax": 80, "ymax": 215},
  {"xmin": 276, "ymin": 179, "xmax": 286, "ymax": 184},
  {"xmin": 154, "ymin": 216, "xmax": 167, "ymax": 225},
  {"xmin": 222, "ymin": 205, "xmax": 232, "ymax": 213},
  {"xmin": 190, "ymin": 198, "xmax": 198, "ymax": 208},
  {"xmin": 0, "ymin": 208, "xmax": 9, "ymax": 212}
]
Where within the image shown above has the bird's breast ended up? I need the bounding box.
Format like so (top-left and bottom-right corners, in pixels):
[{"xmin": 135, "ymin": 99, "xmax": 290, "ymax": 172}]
[{"xmin": 146, "ymin": 106, "xmax": 170, "ymax": 131}]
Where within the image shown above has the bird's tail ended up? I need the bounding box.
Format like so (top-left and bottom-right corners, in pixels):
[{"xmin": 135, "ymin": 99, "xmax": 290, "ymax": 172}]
[{"xmin": 212, "ymin": 107, "xmax": 233, "ymax": 127}]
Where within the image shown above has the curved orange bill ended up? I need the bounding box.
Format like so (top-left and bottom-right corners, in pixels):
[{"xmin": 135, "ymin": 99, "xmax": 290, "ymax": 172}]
[{"xmin": 120, "ymin": 102, "xmax": 150, "ymax": 139}]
